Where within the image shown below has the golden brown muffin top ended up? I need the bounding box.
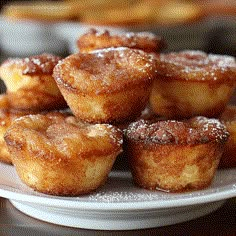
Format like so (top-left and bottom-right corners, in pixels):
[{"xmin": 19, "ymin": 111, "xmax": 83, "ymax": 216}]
[
  {"xmin": 77, "ymin": 28, "xmax": 166, "ymax": 53},
  {"xmin": 0, "ymin": 110, "xmax": 69, "ymax": 128},
  {"xmin": 5, "ymin": 114, "xmax": 123, "ymax": 157},
  {"xmin": 154, "ymin": 50, "xmax": 236, "ymax": 81},
  {"xmin": 0, "ymin": 53, "xmax": 62, "ymax": 76},
  {"xmin": 53, "ymin": 47, "xmax": 156, "ymax": 95},
  {"xmin": 125, "ymin": 116, "xmax": 229, "ymax": 145}
]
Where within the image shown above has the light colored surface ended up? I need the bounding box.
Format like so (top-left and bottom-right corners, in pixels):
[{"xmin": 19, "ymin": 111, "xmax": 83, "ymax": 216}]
[
  {"xmin": 0, "ymin": 162, "xmax": 235, "ymax": 230},
  {"xmin": 0, "ymin": 16, "xmax": 66, "ymax": 56},
  {"xmin": 0, "ymin": 15, "xmax": 235, "ymax": 56}
]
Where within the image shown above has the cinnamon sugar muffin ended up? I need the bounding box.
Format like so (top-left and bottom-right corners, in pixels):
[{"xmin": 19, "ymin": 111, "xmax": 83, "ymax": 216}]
[
  {"xmin": 4, "ymin": 114, "xmax": 123, "ymax": 196},
  {"xmin": 0, "ymin": 110, "xmax": 69, "ymax": 164},
  {"xmin": 150, "ymin": 50, "xmax": 236, "ymax": 119},
  {"xmin": 53, "ymin": 47, "xmax": 156, "ymax": 123},
  {"xmin": 0, "ymin": 53, "xmax": 67, "ymax": 112},
  {"xmin": 77, "ymin": 28, "xmax": 166, "ymax": 53},
  {"xmin": 124, "ymin": 116, "xmax": 229, "ymax": 192},
  {"xmin": 219, "ymin": 105, "xmax": 236, "ymax": 168}
]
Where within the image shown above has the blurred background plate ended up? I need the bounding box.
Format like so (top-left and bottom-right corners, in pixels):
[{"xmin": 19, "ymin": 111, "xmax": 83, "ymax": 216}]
[{"xmin": 0, "ymin": 16, "xmax": 67, "ymax": 57}]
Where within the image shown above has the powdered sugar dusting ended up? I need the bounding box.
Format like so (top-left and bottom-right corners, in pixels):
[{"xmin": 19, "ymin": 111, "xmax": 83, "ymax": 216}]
[
  {"xmin": 155, "ymin": 50, "xmax": 236, "ymax": 81},
  {"xmin": 84, "ymin": 169, "xmax": 236, "ymax": 203},
  {"xmin": 55, "ymin": 47, "xmax": 156, "ymax": 94},
  {"xmin": 88, "ymin": 191, "xmax": 169, "ymax": 202},
  {"xmin": 1, "ymin": 53, "xmax": 61, "ymax": 75},
  {"xmin": 77, "ymin": 28, "xmax": 165, "ymax": 53},
  {"xmin": 125, "ymin": 116, "xmax": 229, "ymax": 145}
]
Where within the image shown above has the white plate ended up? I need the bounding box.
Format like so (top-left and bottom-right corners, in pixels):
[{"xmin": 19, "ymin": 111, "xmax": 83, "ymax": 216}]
[
  {"xmin": 0, "ymin": 16, "xmax": 67, "ymax": 57},
  {"xmin": 0, "ymin": 162, "xmax": 235, "ymax": 230}
]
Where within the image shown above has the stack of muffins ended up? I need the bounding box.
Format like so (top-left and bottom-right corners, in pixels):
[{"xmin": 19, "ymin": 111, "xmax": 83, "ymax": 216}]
[{"xmin": 0, "ymin": 28, "xmax": 235, "ymax": 196}]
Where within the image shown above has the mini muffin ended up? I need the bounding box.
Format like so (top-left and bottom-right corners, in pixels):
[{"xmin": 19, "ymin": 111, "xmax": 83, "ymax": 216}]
[
  {"xmin": 4, "ymin": 114, "xmax": 123, "ymax": 196},
  {"xmin": 53, "ymin": 47, "xmax": 156, "ymax": 123},
  {"xmin": 77, "ymin": 28, "xmax": 166, "ymax": 53},
  {"xmin": 124, "ymin": 116, "xmax": 229, "ymax": 192},
  {"xmin": 150, "ymin": 50, "xmax": 236, "ymax": 119},
  {"xmin": 0, "ymin": 53, "xmax": 67, "ymax": 112},
  {"xmin": 0, "ymin": 109, "xmax": 69, "ymax": 164},
  {"xmin": 219, "ymin": 105, "xmax": 236, "ymax": 168}
]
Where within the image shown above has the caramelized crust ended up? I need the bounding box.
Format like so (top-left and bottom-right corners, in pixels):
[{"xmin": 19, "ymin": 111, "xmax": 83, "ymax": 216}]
[
  {"xmin": 53, "ymin": 47, "xmax": 156, "ymax": 123},
  {"xmin": 1, "ymin": 53, "xmax": 62, "ymax": 75},
  {"xmin": 0, "ymin": 109, "xmax": 29, "ymax": 164},
  {"xmin": 4, "ymin": 114, "xmax": 123, "ymax": 196},
  {"xmin": 124, "ymin": 117, "xmax": 229, "ymax": 192},
  {"xmin": 150, "ymin": 50, "xmax": 236, "ymax": 119},
  {"xmin": 54, "ymin": 47, "xmax": 155, "ymax": 94},
  {"xmin": 219, "ymin": 105, "xmax": 236, "ymax": 168},
  {"xmin": 0, "ymin": 53, "xmax": 67, "ymax": 111},
  {"xmin": 126, "ymin": 117, "xmax": 229, "ymax": 145},
  {"xmin": 154, "ymin": 50, "xmax": 236, "ymax": 82},
  {"xmin": 77, "ymin": 28, "xmax": 166, "ymax": 53},
  {"xmin": 0, "ymin": 110, "xmax": 69, "ymax": 164}
]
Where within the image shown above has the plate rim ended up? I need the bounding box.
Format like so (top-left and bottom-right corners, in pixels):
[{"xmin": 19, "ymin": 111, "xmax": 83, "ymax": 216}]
[{"xmin": 0, "ymin": 165, "xmax": 235, "ymax": 211}]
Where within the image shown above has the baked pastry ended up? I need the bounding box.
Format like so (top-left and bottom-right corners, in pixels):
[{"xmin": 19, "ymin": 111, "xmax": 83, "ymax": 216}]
[
  {"xmin": 1, "ymin": 1, "xmax": 79, "ymax": 21},
  {"xmin": 53, "ymin": 47, "xmax": 156, "ymax": 123},
  {"xmin": 79, "ymin": 0, "xmax": 202, "ymax": 27},
  {"xmin": 124, "ymin": 116, "xmax": 229, "ymax": 192},
  {"xmin": 77, "ymin": 28, "xmax": 166, "ymax": 53},
  {"xmin": 4, "ymin": 114, "xmax": 123, "ymax": 196},
  {"xmin": 0, "ymin": 109, "xmax": 70, "ymax": 165},
  {"xmin": 219, "ymin": 105, "xmax": 236, "ymax": 168},
  {"xmin": 0, "ymin": 53, "xmax": 67, "ymax": 112},
  {"xmin": 149, "ymin": 50, "xmax": 236, "ymax": 119},
  {"xmin": 0, "ymin": 109, "xmax": 29, "ymax": 164},
  {"xmin": 79, "ymin": 1, "xmax": 154, "ymax": 26}
]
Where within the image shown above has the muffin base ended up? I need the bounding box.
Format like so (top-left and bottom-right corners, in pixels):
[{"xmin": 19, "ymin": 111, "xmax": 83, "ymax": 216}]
[
  {"xmin": 13, "ymin": 153, "xmax": 118, "ymax": 196},
  {"xmin": 128, "ymin": 142, "xmax": 223, "ymax": 192},
  {"xmin": 58, "ymin": 83, "xmax": 151, "ymax": 123},
  {"xmin": 150, "ymin": 77, "xmax": 235, "ymax": 119}
]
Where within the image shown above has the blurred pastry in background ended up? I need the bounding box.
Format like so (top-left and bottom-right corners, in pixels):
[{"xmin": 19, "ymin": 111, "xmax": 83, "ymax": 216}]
[
  {"xmin": 198, "ymin": 0, "xmax": 236, "ymax": 17},
  {"xmin": 219, "ymin": 105, "xmax": 236, "ymax": 168},
  {"xmin": 77, "ymin": 28, "xmax": 166, "ymax": 53},
  {"xmin": 0, "ymin": 0, "xmax": 135, "ymax": 22},
  {"xmin": 79, "ymin": 0, "xmax": 203, "ymax": 26},
  {"xmin": 0, "ymin": 53, "xmax": 67, "ymax": 112},
  {"xmin": 149, "ymin": 50, "xmax": 236, "ymax": 119},
  {"xmin": 1, "ymin": 1, "xmax": 76, "ymax": 21},
  {"xmin": 1, "ymin": 0, "xmax": 204, "ymax": 26}
]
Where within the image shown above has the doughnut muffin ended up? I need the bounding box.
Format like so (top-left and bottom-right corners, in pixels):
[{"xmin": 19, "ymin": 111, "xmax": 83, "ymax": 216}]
[
  {"xmin": 4, "ymin": 114, "xmax": 123, "ymax": 196},
  {"xmin": 0, "ymin": 53, "xmax": 67, "ymax": 112},
  {"xmin": 219, "ymin": 105, "xmax": 236, "ymax": 168},
  {"xmin": 0, "ymin": 110, "xmax": 69, "ymax": 164},
  {"xmin": 53, "ymin": 47, "xmax": 156, "ymax": 123},
  {"xmin": 150, "ymin": 50, "xmax": 236, "ymax": 119},
  {"xmin": 124, "ymin": 116, "xmax": 229, "ymax": 192},
  {"xmin": 77, "ymin": 28, "xmax": 166, "ymax": 53}
]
